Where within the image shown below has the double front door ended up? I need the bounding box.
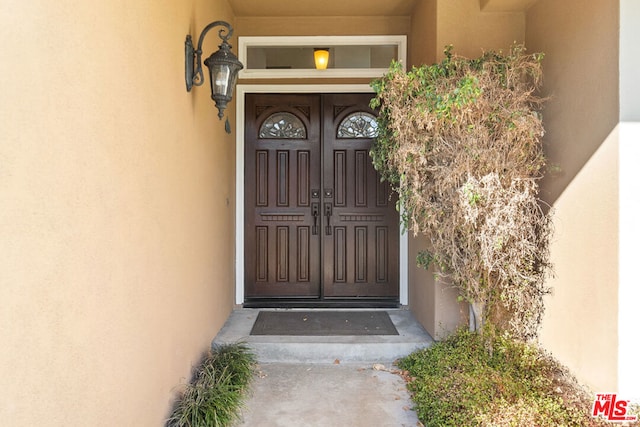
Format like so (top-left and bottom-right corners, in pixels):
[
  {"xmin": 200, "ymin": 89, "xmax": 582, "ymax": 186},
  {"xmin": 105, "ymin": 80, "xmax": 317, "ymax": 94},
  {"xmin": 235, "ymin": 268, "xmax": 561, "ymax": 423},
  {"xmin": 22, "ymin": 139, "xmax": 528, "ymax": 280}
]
[{"xmin": 244, "ymin": 93, "xmax": 399, "ymax": 302}]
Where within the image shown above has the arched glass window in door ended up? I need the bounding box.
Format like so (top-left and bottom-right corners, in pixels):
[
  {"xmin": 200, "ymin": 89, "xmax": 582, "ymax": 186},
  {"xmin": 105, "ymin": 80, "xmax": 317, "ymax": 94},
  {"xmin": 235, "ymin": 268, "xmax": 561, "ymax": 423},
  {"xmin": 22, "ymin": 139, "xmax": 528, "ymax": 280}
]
[
  {"xmin": 259, "ymin": 112, "xmax": 307, "ymax": 139},
  {"xmin": 337, "ymin": 112, "xmax": 379, "ymax": 139}
]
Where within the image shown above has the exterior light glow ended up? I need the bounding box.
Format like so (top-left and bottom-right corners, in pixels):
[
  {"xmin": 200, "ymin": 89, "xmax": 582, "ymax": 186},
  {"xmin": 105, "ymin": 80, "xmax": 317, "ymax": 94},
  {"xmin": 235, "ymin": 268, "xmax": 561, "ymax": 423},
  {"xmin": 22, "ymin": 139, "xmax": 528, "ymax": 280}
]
[{"xmin": 314, "ymin": 48, "xmax": 330, "ymax": 70}]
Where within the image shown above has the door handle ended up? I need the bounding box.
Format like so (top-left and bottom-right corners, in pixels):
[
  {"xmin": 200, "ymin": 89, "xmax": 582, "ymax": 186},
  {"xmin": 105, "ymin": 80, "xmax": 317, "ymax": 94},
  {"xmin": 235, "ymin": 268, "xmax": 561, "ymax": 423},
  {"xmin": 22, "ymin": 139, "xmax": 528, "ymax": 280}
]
[
  {"xmin": 311, "ymin": 203, "xmax": 320, "ymax": 235},
  {"xmin": 324, "ymin": 203, "xmax": 332, "ymax": 235}
]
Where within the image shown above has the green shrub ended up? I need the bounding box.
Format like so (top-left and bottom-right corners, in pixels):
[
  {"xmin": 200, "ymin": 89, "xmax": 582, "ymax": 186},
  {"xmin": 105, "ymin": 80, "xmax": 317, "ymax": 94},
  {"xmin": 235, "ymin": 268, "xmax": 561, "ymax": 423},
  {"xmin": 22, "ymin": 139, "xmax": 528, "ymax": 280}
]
[
  {"xmin": 398, "ymin": 328, "xmax": 614, "ymax": 426},
  {"xmin": 167, "ymin": 342, "xmax": 256, "ymax": 427}
]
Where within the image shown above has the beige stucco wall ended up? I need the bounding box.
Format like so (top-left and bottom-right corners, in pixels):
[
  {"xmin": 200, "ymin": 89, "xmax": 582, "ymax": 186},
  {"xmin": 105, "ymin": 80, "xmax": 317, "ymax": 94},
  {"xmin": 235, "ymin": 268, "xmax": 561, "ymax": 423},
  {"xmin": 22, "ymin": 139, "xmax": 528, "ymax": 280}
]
[
  {"xmin": 526, "ymin": 0, "xmax": 619, "ymax": 204},
  {"xmin": 0, "ymin": 0, "xmax": 237, "ymax": 425},
  {"xmin": 410, "ymin": 0, "xmax": 526, "ymax": 67},
  {"xmin": 539, "ymin": 129, "xmax": 619, "ymax": 392},
  {"xmin": 407, "ymin": 0, "xmax": 526, "ymax": 339},
  {"xmin": 435, "ymin": 0, "xmax": 525, "ymax": 60},
  {"xmin": 618, "ymin": 122, "xmax": 640, "ymax": 400},
  {"xmin": 409, "ymin": 0, "xmax": 437, "ymax": 67},
  {"xmin": 236, "ymin": 16, "xmax": 410, "ymax": 37},
  {"xmin": 618, "ymin": 0, "xmax": 640, "ymax": 400},
  {"xmin": 408, "ymin": 235, "xmax": 466, "ymax": 339},
  {"xmin": 526, "ymin": 0, "xmax": 620, "ymax": 393}
]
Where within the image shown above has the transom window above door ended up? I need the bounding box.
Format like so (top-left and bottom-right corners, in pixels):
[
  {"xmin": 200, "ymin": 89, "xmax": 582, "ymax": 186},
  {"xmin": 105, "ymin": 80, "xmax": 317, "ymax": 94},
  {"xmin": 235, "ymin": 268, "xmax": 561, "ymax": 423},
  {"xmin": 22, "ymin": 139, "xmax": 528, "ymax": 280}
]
[{"xmin": 238, "ymin": 36, "xmax": 407, "ymax": 79}]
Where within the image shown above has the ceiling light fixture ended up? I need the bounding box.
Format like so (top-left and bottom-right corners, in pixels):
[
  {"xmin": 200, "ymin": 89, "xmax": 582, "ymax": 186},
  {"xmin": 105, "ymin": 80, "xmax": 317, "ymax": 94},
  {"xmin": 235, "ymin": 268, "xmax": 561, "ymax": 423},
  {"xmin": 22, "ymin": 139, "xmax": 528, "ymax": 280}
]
[{"xmin": 314, "ymin": 48, "xmax": 330, "ymax": 70}]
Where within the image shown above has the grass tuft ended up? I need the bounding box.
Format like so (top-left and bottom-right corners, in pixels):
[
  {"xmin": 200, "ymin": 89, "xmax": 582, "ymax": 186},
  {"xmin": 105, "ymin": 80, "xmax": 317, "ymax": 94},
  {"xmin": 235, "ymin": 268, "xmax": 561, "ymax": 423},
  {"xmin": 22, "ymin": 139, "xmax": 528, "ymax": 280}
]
[
  {"xmin": 167, "ymin": 342, "xmax": 256, "ymax": 427},
  {"xmin": 398, "ymin": 328, "xmax": 635, "ymax": 427}
]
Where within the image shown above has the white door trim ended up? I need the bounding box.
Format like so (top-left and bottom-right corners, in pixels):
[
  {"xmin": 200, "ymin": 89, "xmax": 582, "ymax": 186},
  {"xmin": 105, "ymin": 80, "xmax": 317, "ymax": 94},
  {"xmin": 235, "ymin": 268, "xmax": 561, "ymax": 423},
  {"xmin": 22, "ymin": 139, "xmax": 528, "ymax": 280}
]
[{"xmin": 235, "ymin": 84, "xmax": 408, "ymax": 305}]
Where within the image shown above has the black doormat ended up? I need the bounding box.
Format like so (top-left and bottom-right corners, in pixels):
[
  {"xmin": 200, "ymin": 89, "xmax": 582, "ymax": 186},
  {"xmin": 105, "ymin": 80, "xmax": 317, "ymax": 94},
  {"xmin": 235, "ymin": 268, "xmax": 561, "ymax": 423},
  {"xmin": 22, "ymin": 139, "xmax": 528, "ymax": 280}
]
[{"xmin": 250, "ymin": 311, "xmax": 399, "ymax": 336}]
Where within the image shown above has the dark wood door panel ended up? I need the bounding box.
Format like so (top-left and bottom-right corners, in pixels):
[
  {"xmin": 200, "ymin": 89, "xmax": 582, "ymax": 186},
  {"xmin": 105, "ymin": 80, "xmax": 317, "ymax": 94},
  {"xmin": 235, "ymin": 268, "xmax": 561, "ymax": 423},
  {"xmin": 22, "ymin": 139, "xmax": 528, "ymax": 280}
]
[
  {"xmin": 322, "ymin": 93, "xmax": 399, "ymax": 299},
  {"xmin": 244, "ymin": 94, "xmax": 321, "ymax": 298}
]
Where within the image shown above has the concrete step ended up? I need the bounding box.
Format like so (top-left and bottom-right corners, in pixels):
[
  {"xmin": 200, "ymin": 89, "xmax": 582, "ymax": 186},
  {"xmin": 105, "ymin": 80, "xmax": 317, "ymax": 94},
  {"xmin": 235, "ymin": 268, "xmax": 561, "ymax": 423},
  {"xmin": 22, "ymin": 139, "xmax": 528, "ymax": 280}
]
[{"xmin": 212, "ymin": 308, "xmax": 434, "ymax": 364}]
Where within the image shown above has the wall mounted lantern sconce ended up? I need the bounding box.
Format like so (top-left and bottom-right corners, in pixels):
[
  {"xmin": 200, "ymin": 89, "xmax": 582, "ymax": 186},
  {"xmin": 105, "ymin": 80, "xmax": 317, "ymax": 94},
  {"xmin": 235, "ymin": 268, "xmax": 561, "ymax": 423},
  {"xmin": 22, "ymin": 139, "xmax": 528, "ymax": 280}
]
[
  {"xmin": 185, "ymin": 21, "xmax": 244, "ymax": 131},
  {"xmin": 314, "ymin": 48, "xmax": 330, "ymax": 70}
]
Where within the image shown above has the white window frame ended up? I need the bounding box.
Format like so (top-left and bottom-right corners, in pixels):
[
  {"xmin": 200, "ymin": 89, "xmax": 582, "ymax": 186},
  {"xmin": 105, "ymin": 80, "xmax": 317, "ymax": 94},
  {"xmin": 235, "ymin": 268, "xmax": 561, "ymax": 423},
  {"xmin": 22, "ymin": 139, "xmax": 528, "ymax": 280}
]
[{"xmin": 238, "ymin": 35, "xmax": 407, "ymax": 79}]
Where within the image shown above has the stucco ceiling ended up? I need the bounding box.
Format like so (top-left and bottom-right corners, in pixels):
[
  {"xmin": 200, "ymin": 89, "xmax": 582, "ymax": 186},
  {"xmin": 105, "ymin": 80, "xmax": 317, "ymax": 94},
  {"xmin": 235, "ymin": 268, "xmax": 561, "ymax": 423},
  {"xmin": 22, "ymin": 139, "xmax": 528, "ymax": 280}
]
[
  {"xmin": 228, "ymin": 0, "xmax": 538, "ymax": 17},
  {"xmin": 481, "ymin": 0, "xmax": 539, "ymax": 11},
  {"xmin": 227, "ymin": 0, "xmax": 419, "ymax": 17}
]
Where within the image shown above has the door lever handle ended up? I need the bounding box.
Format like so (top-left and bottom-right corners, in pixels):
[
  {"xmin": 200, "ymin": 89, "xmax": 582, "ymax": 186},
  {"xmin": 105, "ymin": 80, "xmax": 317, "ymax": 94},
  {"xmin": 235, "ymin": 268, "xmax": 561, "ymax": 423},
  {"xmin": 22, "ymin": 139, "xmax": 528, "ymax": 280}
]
[
  {"xmin": 324, "ymin": 203, "xmax": 332, "ymax": 235},
  {"xmin": 311, "ymin": 203, "xmax": 319, "ymax": 235}
]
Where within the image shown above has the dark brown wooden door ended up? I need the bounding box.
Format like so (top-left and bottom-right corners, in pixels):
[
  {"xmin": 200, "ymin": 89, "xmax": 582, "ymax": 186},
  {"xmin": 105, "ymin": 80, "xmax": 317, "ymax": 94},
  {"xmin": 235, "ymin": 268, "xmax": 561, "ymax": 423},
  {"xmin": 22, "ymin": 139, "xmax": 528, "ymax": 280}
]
[
  {"xmin": 244, "ymin": 93, "xmax": 398, "ymax": 302},
  {"xmin": 244, "ymin": 94, "xmax": 321, "ymax": 298},
  {"xmin": 321, "ymin": 94, "xmax": 399, "ymax": 298}
]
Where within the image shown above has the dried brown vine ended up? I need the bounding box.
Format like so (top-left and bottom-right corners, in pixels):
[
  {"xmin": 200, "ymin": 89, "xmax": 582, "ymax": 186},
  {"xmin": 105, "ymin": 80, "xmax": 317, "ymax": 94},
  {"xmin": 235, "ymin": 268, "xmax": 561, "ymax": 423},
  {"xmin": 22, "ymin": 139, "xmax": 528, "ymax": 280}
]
[{"xmin": 371, "ymin": 45, "xmax": 553, "ymax": 340}]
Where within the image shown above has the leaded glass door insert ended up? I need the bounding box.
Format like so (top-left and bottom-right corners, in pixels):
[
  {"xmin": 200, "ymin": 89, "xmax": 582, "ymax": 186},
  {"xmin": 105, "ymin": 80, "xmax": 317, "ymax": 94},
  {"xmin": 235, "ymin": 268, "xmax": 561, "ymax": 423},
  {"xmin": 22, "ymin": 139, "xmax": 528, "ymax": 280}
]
[
  {"xmin": 259, "ymin": 112, "xmax": 307, "ymax": 139},
  {"xmin": 337, "ymin": 112, "xmax": 379, "ymax": 139}
]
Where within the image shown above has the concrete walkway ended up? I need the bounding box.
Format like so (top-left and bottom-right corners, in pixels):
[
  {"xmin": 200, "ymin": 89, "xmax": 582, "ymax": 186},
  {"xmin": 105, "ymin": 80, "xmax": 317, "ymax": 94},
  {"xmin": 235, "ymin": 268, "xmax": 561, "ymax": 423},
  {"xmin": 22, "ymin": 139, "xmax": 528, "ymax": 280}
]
[
  {"xmin": 213, "ymin": 309, "xmax": 431, "ymax": 426},
  {"xmin": 236, "ymin": 363, "xmax": 421, "ymax": 427}
]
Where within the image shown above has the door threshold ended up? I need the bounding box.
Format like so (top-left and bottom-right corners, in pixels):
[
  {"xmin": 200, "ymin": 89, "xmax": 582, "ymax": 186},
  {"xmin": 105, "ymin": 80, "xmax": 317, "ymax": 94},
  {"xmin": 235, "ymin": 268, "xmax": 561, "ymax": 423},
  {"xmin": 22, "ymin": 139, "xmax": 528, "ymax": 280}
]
[{"xmin": 243, "ymin": 298, "xmax": 400, "ymax": 309}]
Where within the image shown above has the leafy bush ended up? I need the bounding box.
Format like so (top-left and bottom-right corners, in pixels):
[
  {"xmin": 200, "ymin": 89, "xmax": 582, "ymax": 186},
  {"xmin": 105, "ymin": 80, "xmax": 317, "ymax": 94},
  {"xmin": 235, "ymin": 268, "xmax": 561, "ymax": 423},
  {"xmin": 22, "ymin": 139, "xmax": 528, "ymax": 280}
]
[
  {"xmin": 167, "ymin": 343, "xmax": 256, "ymax": 427},
  {"xmin": 398, "ymin": 329, "xmax": 618, "ymax": 427},
  {"xmin": 370, "ymin": 45, "xmax": 553, "ymax": 339}
]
